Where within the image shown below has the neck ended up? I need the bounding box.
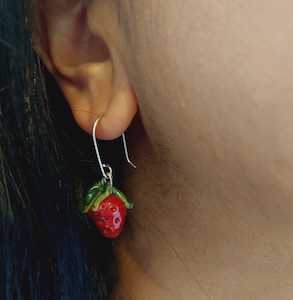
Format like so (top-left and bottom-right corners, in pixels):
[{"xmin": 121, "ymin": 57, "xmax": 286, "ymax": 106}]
[{"xmin": 114, "ymin": 122, "xmax": 293, "ymax": 300}]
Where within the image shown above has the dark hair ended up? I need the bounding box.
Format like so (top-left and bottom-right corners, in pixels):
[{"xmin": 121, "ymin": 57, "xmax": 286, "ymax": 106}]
[{"xmin": 0, "ymin": 1, "xmax": 117, "ymax": 299}]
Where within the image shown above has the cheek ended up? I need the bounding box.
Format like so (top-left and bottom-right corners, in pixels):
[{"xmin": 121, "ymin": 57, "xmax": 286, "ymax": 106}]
[{"xmin": 121, "ymin": 0, "xmax": 293, "ymax": 196}]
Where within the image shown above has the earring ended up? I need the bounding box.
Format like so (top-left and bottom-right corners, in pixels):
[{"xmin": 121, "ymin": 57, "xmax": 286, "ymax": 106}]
[{"xmin": 82, "ymin": 117, "xmax": 136, "ymax": 239}]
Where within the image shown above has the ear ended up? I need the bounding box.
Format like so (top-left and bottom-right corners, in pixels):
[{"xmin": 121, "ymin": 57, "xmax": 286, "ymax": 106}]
[{"xmin": 34, "ymin": 1, "xmax": 137, "ymax": 140}]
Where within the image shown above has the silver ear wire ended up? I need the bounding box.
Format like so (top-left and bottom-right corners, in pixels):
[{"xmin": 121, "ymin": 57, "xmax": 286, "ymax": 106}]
[
  {"xmin": 122, "ymin": 133, "xmax": 137, "ymax": 169},
  {"xmin": 92, "ymin": 117, "xmax": 136, "ymax": 181}
]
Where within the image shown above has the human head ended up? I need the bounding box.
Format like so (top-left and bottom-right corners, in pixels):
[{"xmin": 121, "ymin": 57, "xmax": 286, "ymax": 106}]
[{"xmin": 37, "ymin": 0, "xmax": 293, "ymax": 200}]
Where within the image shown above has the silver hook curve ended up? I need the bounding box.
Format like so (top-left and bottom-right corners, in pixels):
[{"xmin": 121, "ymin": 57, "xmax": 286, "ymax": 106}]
[
  {"xmin": 92, "ymin": 117, "xmax": 136, "ymax": 180},
  {"xmin": 122, "ymin": 133, "xmax": 137, "ymax": 169}
]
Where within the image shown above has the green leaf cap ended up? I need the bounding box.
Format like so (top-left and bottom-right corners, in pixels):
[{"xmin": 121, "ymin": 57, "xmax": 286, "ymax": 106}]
[{"xmin": 82, "ymin": 179, "xmax": 134, "ymax": 213}]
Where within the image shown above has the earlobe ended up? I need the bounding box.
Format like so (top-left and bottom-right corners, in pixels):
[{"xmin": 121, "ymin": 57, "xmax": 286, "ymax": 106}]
[
  {"xmin": 64, "ymin": 71, "xmax": 138, "ymax": 140},
  {"xmin": 34, "ymin": 0, "xmax": 137, "ymax": 140},
  {"xmin": 91, "ymin": 85, "xmax": 138, "ymax": 140},
  {"xmin": 57, "ymin": 59, "xmax": 137, "ymax": 140}
]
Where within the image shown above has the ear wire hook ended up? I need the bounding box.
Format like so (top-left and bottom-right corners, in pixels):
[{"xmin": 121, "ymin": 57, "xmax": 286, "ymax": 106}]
[
  {"xmin": 92, "ymin": 117, "xmax": 136, "ymax": 181},
  {"xmin": 122, "ymin": 133, "xmax": 137, "ymax": 169}
]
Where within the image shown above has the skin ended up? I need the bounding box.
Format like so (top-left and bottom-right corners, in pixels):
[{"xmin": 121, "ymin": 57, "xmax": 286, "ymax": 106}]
[{"xmin": 37, "ymin": 1, "xmax": 293, "ymax": 299}]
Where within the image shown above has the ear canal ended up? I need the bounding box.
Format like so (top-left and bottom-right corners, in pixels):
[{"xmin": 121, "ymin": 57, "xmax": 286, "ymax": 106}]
[{"xmin": 35, "ymin": 1, "xmax": 138, "ymax": 140}]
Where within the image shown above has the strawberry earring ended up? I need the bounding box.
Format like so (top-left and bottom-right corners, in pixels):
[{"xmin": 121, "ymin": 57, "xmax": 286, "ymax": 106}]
[{"xmin": 82, "ymin": 117, "xmax": 136, "ymax": 239}]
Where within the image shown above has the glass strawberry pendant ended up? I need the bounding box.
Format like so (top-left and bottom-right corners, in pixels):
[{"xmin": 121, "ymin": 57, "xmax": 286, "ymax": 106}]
[{"xmin": 83, "ymin": 178, "xmax": 134, "ymax": 239}]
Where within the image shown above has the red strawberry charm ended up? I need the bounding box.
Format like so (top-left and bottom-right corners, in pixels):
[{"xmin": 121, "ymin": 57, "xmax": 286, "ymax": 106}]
[
  {"xmin": 83, "ymin": 179, "xmax": 133, "ymax": 239},
  {"xmin": 87, "ymin": 194, "xmax": 127, "ymax": 238}
]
